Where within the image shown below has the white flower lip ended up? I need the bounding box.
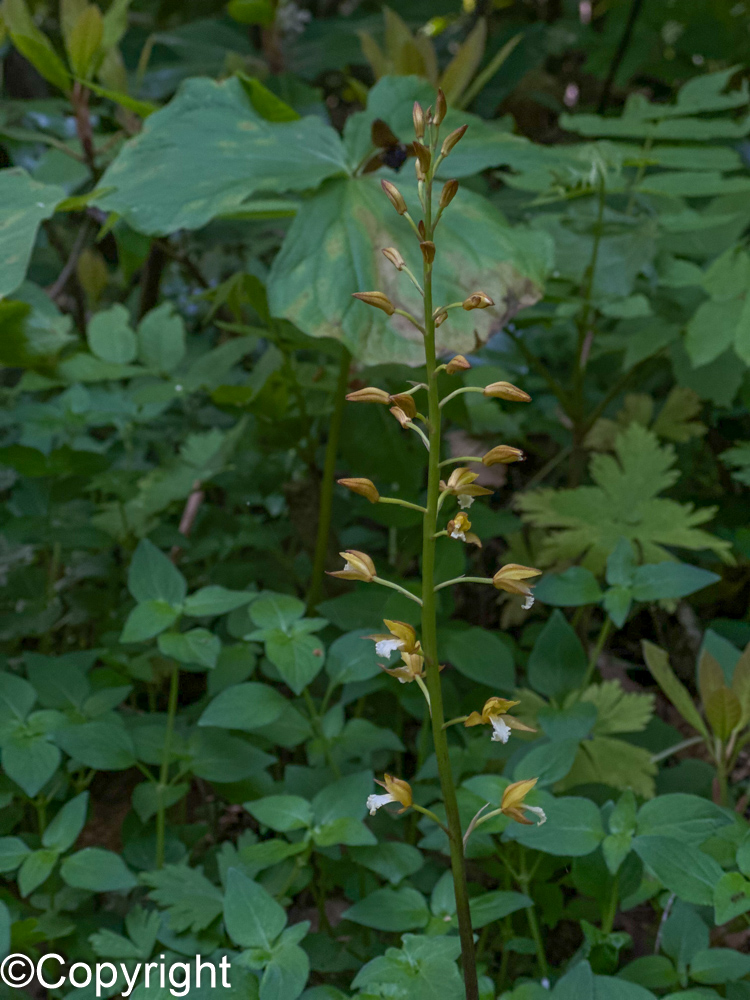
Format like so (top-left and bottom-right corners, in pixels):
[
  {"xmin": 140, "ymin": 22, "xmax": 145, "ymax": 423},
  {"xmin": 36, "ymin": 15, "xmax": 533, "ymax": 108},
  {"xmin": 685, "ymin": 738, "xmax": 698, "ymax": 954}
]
[
  {"xmin": 366, "ymin": 792, "xmax": 395, "ymax": 815},
  {"xmin": 375, "ymin": 638, "xmax": 403, "ymax": 657},
  {"xmin": 525, "ymin": 805, "xmax": 547, "ymax": 826},
  {"xmin": 522, "ymin": 594, "xmax": 535, "ymax": 610},
  {"xmin": 490, "ymin": 717, "xmax": 512, "ymax": 743},
  {"xmin": 457, "ymin": 494, "xmax": 475, "ymax": 509}
]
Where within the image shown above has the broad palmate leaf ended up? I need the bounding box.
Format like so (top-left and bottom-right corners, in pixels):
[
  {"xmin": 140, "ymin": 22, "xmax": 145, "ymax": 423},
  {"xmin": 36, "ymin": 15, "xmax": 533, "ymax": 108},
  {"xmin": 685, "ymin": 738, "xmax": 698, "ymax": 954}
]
[{"xmin": 518, "ymin": 423, "xmax": 732, "ymax": 571}]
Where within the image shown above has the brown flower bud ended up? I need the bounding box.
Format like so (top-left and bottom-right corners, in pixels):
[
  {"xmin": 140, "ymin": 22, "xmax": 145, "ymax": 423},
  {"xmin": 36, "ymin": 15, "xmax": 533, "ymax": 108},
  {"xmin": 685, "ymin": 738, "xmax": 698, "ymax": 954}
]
[
  {"xmin": 446, "ymin": 355, "xmax": 471, "ymax": 374},
  {"xmin": 462, "ymin": 291, "xmax": 494, "ymax": 311},
  {"xmin": 420, "ymin": 241, "xmax": 435, "ymax": 265},
  {"xmin": 441, "ymin": 124, "xmax": 467, "ymax": 157},
  {"xmin": 389, "ymin": 393, "xmax": 416, "ymax": 419},
  {"xmin": 413, "ymin": 101, "xmax": 425, "ymax": 139},
  {"xmin": 415, "ymin": 159, "xmax": 426, "ymax": 183},
  {"xmin": 382, "ymin": 247, "xmax": 405, "ymax": 271},
  {"xmin": 434, "ymin": 88, "xmax": 447, "ymax": 125},
  {"xmin": 418, "ymin": 220, "xmax": 426, "ymax": 239},
  {"xmin": 413, "ymin": 142, "xmax": 431, "ymax": 174},
  {"xmin": 483, "ymin": 381, "xmax": 531, "ymax": 402},
  {"xmin": 440, "ymin": 179, "xmax": 459, "ymax": 210},
  {"xmin": 381, "ymin": 179, "xmax": 407, "ymax": 215},
  {"xmin": 338, "ymin": 477, "xmax": 380, "ymax": 503},
  {"xmin": 346, "ymin": 386, "xmax": 391, "ymax": 404},
  {"xmin": 482, "ymin": 445, "xmax": 525, "ymax": 466},
  {"xmin": 389, "ymin": 405, "xmax": 410, "ymax": 428},
  {"xmin": 434, "ymin": 309, "xmax": 448, "ymax": 327},
  {"xmin": 352, "ymin": 291, "xmax": 395, "ymax": 316}
]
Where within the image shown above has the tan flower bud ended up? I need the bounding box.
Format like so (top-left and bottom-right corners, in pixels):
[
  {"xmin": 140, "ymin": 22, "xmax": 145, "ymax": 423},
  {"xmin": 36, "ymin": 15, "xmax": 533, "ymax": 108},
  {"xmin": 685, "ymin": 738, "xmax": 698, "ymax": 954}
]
[
  {"xmin": 413, "ymin": 142, "xmax": 431, "ymax": 174},
  {"xmin": 420, "ymin": 241, "xmax": 435, "ymax": 265},
  {"xmin": 418, "ymin": 219, "xmax": 426, "ymax": 240},
  {"xmin": 483, "ymin": 381, "xmax": 531, "ymax": 402},
  {"xmin": 382, "ymin": 247, "xmax": 405, "ymax": 271},
  {"xmin": 413, "ymin": 101, "xmax": 425, "ymax": 139},
  {"xmin": 434, "ymin": 309, "xmax": 448, "ymax": 327},
  {"xmin": 482, "ymin": 445, "xmax": 525, "ymax": 466},
  {"xmin": 328, "ymin": 549, "xmax": 377, "ymax": 582},
  {"xmin": 462, "ymin": 291, "xmax": 494, "ymax": 311},
  {"xmin": 338, "ymin": 477, "xmax": 380, "ymax": 503},
  {"xmin": 388, "ymin": 393, "xmax": 417, "ymax": 418},
  {"xmin": 439, "ymin": 179, "xmax": 459, "ymax": 210},
  {"xmin": 352, "ymin": 291, "xmax": 395, "ymax": 316},
  {"xmin": 446, "ymin": 355, "xmax": 470, "ymax": 374},
  {"xmin": 441, "ymin": 124, "xmax": 468, "ymax": 157},
  {"xmin": 434, "ymin": 88, "xmax": 447, "ymax": 125},
  {"xmin": 381, "ymin": 179, "xmax": 407, "ymax": 215},
  {"xmin": 415, "ymin": 159, "xmax": 426, "ymax": 183},
  {"xmin": 345, "ymin": 386, "xmax": 391, "ymax": 404},
  {"xmin": 389, "ymin": 405, "xmax": 410, "ymax": 428}
]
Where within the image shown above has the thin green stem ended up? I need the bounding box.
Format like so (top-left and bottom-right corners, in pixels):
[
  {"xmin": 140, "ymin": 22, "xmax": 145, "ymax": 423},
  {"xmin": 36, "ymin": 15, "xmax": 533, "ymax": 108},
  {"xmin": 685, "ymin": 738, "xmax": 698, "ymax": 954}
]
[
  {"xmin": 303, "ymin": 688, "xmax": 342, "ymax": 779},
  {"xmin": 519, "ymin": 850, "xmax": 548, "ymax": 979},
  {"xmin": 379, "ymin": 497, "xmax": 428, "ymax": 513},
  {"xmin": 602, "ymin": 874, "xmax": 619, "ymax": 934},
  {"xmin": 394, "ymin": 308, "xmax": 426, "ymax": 334},
  {"xmin": 412, "ymin": 803, "xmax": 451, "ymax": 838},
  {"xmin": 406, "ymin": 420, "xmax": 431, "ymax": 450},
  {"xmin": 439, "ymin": 456, "xmax": 484, "ymax": 467},
  {"xmin": 582, "ymin": 616, "xmax": 612, "ymax": 688},
  {"xmin": 420, "ymin": 135, "xmax": 479, "ymax": 1000},
  {"xmin": 307, "ymin": 347, "xmax": 351, "ymax": 613},
  {"xmin": 434, "ymin": 575, "xmax": 494, "ymax": 593},
  {"xmin": 439, "ymin": 386, "xmax": 483, "ymax": 408},
  {"xmin": 156, "ymin": 662, "xmax": 180, "ymax": 869},
  {"xmin": 372, "ymin": 576, "xmax": 423, "ymax": 605},
  {"xmin": 650, "ymin": 735, "xmax": 704, "ymax": 764}
]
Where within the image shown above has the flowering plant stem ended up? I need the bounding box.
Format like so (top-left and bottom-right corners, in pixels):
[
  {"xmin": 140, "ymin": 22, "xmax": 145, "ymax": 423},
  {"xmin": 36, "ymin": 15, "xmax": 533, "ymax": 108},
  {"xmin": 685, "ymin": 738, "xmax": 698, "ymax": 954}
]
[{"xmin": 419, "ymin": 145, "xmax": 479, "ymax": 1000}]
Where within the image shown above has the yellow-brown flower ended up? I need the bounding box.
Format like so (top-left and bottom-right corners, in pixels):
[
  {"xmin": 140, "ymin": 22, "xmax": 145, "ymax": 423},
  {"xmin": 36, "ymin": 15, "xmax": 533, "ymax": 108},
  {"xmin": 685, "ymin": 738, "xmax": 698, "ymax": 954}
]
[
  {"xmin": 338, "ymin": 478, "xmax": 380, "ymax": 503},
  {"xmin": 440, "ymin": 467, "xmax": 493, "ymax": 509},
  {"xmin": 446, "ymin": 354, "xmax": 470, "ymax": 374},
  {"xmin": 367, "ymin": 774, "xmax": 413, "ymax": 815},
  {"xmin": 352, "ymin": 291, "xmax": 395, "ymax": 315},
  {"xmin": 464, "ymin": 696, "xmax": 536, "ymax": 743},
  {"xmin": 327, "ymin": 550, "xmax": 376, "ymax": 582},
  {"xmin": 483, "ymin": 381, "xmax": 531, "ymax": 402},
  {"xmin": 492, "ymin": 564, "xmax": 542, "ymax": 609},
  {"xmin": 345, "ymin": 387, "xmax": 391, "ymax": 405},
  {"xmin": 500, "ymin": 778, "xmax": 546, "ymax": 826},
  {"xmin": 482, "ymin": 445, "xmax": 525, "ymax": 466},
  {"xmin": 463, "ymin": 292, "xmax": 494, "ymax": 311},
  {"xmin": 368, "ymin": 620, "xmax": 419, "ymax": 658}
]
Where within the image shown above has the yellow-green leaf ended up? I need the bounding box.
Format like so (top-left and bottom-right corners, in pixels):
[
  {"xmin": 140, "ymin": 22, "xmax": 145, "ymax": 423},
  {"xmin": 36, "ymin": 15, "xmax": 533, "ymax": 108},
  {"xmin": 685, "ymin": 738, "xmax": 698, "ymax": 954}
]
[
  {"xmin": 101, "ymin": 0, "xmax": 130, "ymax": 50},
  {"xmin": 642, "ymin": 640, "xmax": 709, "ymax": 739},
  {"xmin": 439, "ymin": 18, "xmax": 487, "ymax": 106},
  {"xmin": 698, "ymin": 650, "xmax": 726, "ymax": 709},
  {"xmin": 732, "ymin": 644, "xmax": 750, "ymax": 727},
  {"xmin": 60, "ymin": 0, "xmax": 87, "ymax": 49},
  {"xmin": 706, "ymin": 687, "xmax": 742, "ymax": 740},
  {"xmin": 67, "ymin": 4, "xmax": 103, "ymax": 78},
  {"xmin": 3, "ymin": 0, "xmax": 70, "ymax": 92}
]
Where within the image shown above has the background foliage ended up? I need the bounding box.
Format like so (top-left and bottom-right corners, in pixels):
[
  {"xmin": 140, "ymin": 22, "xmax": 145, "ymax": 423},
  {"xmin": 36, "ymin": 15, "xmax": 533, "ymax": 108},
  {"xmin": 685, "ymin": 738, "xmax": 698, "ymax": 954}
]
[{"xmin": 1, "ymin": 0, "xmax": 750, "ymax": 998}]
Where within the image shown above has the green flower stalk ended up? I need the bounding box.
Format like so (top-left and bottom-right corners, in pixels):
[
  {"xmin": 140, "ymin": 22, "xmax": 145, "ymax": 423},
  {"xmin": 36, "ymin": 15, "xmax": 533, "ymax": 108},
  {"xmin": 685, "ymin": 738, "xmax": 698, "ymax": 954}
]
[{"xmin": 342, "ymin": 90, "xmax": 543, "ymax": 1000}]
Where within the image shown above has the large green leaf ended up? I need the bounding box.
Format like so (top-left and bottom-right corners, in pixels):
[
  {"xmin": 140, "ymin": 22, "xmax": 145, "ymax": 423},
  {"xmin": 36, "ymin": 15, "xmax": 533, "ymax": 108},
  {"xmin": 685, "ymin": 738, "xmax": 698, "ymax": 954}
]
[
  {"xmin": 342, "ymin": 74, "xmax": 536, "ymax": 179},
  {"xmin": 632, "ymin": 836, "xmax": 723, "ymax": 905},
  {"xmin": 268, "ymin": 175, "xmax": 551, "ymax": 365},
  {"xmin": 95, "ymin": 76, "xmax": 347, "ymax": 234},
  {"xmin": 0, "ymin": 168, "xmax": 65, "ymax": 297}
]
